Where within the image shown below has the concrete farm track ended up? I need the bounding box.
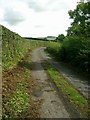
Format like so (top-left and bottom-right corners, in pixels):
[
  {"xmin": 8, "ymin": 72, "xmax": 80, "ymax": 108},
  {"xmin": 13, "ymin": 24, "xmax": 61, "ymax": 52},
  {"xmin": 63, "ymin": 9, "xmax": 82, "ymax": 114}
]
[{"xmin": 31, "ymin": 47, "xmax": 89, "ymax": 118}]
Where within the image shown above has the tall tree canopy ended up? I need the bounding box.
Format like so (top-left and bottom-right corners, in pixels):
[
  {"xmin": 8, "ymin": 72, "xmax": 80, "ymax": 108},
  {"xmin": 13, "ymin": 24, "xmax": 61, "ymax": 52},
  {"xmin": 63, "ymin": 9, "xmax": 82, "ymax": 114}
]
[
  {"xmin": 60, "ymin": 0, "xmax": 90, "ymax": 73},
  {"xmin": 67, "ymin": 0, "xmax": 90, "ymax": 37}
]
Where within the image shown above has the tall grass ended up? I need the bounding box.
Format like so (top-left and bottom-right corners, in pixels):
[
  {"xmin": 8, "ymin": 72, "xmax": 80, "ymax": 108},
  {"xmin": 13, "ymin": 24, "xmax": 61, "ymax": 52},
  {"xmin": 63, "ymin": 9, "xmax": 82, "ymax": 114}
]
[{"xmin": 46, "ymin": 41, "xmax": 61, "ymax": 59}]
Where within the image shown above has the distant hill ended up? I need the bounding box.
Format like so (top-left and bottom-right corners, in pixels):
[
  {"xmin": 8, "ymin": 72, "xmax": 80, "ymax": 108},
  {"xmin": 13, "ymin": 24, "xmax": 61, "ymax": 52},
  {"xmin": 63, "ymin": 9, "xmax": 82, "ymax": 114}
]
[
  {"xmin": 46, "ymin": 36, "xmax": 56, "ymax": 40},
  {"xmin": 24, "ymin": 37, "xmax": 47, "ymax": 41}
]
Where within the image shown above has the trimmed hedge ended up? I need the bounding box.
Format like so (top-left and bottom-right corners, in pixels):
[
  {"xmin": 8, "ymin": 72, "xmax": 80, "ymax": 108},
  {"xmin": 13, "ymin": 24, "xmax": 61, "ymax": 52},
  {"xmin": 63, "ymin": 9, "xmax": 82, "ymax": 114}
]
[{"xmin": 2, "ymin": 25, "xmax": 30, "ymax": 71}]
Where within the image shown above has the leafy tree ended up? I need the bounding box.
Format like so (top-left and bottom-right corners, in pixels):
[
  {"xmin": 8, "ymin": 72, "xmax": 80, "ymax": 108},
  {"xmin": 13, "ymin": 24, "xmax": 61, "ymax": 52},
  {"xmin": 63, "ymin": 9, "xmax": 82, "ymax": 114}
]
[
  {"xmin": 56, "ymin": 34, "xmax": 65, "ymax": 42},
  {"xmin": 68, "ymin": 0, "xmax": 90, "ymax": 37},
  {"xmin": 60, "ymin": 0, "xmax": 90, "ymax": 73},
  {"xmin": 47, "ymin": 0, "xmax": 90, "ymax": 73}
]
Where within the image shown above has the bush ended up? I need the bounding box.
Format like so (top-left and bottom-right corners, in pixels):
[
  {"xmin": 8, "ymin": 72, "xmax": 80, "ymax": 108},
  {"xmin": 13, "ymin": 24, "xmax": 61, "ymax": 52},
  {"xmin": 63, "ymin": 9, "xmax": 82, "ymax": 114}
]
[
  {"xmin": 60, "ymin": 36, "xmax": 90, "ymax": 73},
  {"xmin": 46, "ymin": 42, "xmax": 61, "ymax": 59},
  {"xmin": 47, "ymin": 35, "xmax": 90, "ymax": 73}
]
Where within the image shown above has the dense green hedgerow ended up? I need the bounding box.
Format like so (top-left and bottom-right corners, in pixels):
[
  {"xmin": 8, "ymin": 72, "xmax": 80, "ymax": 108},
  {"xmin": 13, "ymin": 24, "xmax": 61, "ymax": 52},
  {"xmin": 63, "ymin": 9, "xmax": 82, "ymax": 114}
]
[
  {"xmin": 60, "ymin": 36, "xmax": 90, "ymax": 73},
  {"xmin": 2, "ymin": 25, "xmax": 49, "ymax": 71},
  {"xmin": 47, "ymin": 1, "xmax": 90, "ymax": 74},
  {"xmin": 47, "ymin": 36, "xmax": 90, "ymax": 74},
  {"xmin": 2, "ymin": 25, "xmax": 30, "ymax": 71}
]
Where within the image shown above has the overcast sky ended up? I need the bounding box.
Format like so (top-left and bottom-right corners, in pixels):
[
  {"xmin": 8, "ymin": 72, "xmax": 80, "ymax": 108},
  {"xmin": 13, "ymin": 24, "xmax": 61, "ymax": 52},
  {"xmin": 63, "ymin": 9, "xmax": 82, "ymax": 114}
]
[{"xmin": 0, "ymin": 0, "xmax": 80, "ymax": 37}]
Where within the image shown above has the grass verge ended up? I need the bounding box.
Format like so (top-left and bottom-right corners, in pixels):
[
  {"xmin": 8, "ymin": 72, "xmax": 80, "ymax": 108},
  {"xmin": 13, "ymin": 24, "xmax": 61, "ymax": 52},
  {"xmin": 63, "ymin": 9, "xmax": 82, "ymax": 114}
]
[
  {"xmin": 43, "ymin": 61, "xmax": 89, "ymax": 118},
  {"xmin": 2, "ymin": 40, "xmax": 49, "ymax": 118},
  {"xmin": 2, "ymin": 49, "xmax": 41, "ymax": 119}
]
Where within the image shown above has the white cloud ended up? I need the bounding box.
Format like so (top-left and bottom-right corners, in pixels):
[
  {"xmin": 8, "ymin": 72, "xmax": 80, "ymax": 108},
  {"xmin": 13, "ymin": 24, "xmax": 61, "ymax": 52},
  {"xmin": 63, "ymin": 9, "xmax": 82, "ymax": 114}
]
[
  {"xmin": 0, "ymin": 0, "xmax": 80, "ymax": 37},
  {"xmin": 4, "ymin": 9, "xmax": 25, "ymax": 25}
]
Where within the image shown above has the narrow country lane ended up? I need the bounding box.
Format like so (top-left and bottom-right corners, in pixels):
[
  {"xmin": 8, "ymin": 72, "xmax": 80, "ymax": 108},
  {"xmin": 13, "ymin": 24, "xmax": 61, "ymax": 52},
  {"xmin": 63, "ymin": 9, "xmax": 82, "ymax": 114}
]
[
  {"xmin": 39, "ymin": 47, "xmax": 89, "ymax": 99},
  {"xmin": 31, "ymin": 47, "xmax": 83, "ymax": 118},
  {"xmin": 31, "ymin": 48, "xmax": 70, "ymax": 118}
]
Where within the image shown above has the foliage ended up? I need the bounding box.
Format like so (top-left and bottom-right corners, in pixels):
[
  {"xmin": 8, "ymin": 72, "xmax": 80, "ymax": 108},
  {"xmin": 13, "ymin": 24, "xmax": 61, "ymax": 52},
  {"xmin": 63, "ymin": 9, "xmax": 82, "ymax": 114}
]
[
  {"xmin": 2, "ymin": 25, "xmax": 48, "ymax": 71},
  {"xmin": 56, "ymin": 34, "xmax": 65, "ymax": 42},
  {"xmin": 60, "ymin": 36, "xmax": 90, "ymax": 72},
  {"xmin": 47, "ymin": 0, "xmax": 90, "ymax": 74},
  {"xmin": 2, "ymin": 50, "xmax": 41, "ymax": 118},
  {"xmin": 46, "ymin": 41, "xmax": 61, "ymax": 59},
  {"xmin": 61, "ymin": 0, "xmax": 90, "ymax": 73},
  {"xmin": 2, "ymin": 25, "xmax": 31, "ymax": 71},
  {"xmin": 68, "ymin": 0, "xmax": 90, "ymax": 37},
  {"xmin": 2, "ymin": 59, "xmax": 30, "ymax": 119},
  {"xmin": 2, "ymin": 26, "xmax": 49, "ymax": 118}
]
